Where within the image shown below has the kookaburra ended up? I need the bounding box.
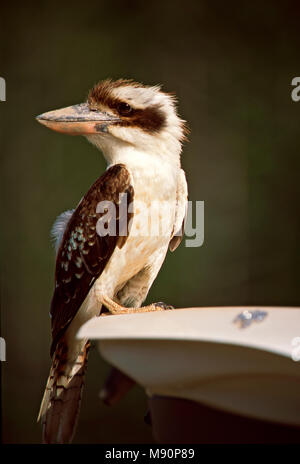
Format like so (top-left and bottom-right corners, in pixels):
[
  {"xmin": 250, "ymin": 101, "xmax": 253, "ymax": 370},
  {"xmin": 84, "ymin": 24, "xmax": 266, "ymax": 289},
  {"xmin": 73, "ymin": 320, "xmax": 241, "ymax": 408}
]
[{"xmin": 36, "ymin": 79, "xmax": 188, "ymax": 444}]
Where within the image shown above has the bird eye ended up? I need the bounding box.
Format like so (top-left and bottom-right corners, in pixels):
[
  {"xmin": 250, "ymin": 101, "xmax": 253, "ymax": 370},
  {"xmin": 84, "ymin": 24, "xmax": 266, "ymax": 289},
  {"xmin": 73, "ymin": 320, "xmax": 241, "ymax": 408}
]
[{"xmin": 117, "ymin": 102, "xmax": 133, "ymax": 116}]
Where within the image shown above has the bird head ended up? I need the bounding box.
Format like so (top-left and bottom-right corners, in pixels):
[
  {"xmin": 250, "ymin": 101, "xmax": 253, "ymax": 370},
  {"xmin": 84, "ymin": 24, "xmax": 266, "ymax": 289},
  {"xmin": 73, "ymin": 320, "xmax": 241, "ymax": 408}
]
[{"xmin": 37, "ymin": 79, "xmax": 187, "ymax": 165}]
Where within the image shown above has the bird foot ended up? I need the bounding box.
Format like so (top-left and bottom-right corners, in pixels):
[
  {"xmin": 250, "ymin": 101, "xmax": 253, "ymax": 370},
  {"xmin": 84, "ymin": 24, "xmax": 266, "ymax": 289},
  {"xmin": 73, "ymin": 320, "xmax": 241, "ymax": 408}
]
[
  {"xmin": 100, "ymin": 295, "xmax": 173, "ymax": 315},
  {"xmin": 154, "ymin": 301, "xmax": 174, "ymax": 310}
]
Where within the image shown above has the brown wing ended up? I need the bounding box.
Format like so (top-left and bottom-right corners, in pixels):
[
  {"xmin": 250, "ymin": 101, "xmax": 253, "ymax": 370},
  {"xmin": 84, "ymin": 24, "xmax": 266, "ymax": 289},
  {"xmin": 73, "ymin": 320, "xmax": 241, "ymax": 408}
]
[
  {"xmin": 50, "ymin": 164, "xmax": 134, "ymax": 356},
  {"xmin": 169, "ymin": 218, "xmax": 185, "ymax": 252},
  {"xmin": 169, "ymin": 169, "xmax": 188, "ymax": 252}
]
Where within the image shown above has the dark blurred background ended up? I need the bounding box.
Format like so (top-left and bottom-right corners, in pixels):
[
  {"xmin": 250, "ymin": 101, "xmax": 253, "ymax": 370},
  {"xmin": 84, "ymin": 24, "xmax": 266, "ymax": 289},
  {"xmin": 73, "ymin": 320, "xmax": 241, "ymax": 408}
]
[{"xmin": 1, "ymin": 0, "xmax": 300, "ymax": 443}]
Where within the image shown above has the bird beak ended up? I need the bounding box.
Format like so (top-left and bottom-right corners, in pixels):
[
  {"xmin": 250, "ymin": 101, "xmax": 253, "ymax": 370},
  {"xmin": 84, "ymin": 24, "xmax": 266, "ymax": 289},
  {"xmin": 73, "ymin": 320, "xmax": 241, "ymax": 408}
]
[{"xmin": 36, "ymin": 103, "xmax": 121, "ymax": 135}]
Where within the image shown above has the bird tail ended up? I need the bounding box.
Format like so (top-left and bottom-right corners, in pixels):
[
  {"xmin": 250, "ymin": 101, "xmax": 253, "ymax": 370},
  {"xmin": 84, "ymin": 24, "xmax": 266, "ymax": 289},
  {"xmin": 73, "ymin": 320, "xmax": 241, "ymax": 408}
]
[{"xmin": 37, "ymin": 340, "xmax": 90, "ymax": 444}]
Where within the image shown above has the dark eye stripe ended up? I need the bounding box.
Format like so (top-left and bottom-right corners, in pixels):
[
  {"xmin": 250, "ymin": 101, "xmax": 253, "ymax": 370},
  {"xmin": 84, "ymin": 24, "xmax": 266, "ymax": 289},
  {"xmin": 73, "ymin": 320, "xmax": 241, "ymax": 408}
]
[
  {"xmin": 88, "ymin": 84, "xmax": 166, "ymax": 133},
  {"xmin": 116, "ymin": 104, "xmax": 166, "ymax": 133}
]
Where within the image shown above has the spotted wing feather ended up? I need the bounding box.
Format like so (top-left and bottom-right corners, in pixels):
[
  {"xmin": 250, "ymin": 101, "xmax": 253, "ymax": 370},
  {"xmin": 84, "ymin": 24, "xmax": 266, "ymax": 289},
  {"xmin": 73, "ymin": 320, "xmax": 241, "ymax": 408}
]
[{"xmin": 50, "ymin": 164, "xmax": 133, "ymax": 356}]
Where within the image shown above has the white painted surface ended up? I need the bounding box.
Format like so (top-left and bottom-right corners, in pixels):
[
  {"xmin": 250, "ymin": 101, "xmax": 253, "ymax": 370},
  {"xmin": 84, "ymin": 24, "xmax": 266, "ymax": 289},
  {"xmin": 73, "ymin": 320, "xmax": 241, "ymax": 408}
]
[{"xmin": 77, "ymin": 307, "xmax": 300, "ymax": 425}]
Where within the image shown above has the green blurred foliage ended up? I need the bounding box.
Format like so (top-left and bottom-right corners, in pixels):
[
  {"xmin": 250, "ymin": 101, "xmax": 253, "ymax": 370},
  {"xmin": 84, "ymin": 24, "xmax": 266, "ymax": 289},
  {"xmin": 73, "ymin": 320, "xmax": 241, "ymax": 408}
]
[{"xmin": 1, "ymin": 0, "xmax": 300, "ymax": 443}]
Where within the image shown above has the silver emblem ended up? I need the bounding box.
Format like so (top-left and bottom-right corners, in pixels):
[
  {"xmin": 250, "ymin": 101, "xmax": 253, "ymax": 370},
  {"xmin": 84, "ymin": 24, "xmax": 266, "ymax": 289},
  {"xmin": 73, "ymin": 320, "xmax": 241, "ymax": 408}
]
[{"xmin": 233, "ymin": 309, "xmax": 268, "ymax": 329}]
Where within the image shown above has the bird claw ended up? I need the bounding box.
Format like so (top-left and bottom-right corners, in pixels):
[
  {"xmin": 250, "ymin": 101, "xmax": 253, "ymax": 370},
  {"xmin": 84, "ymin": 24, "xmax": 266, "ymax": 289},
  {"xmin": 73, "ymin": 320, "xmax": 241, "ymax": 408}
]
[{"xmin": 154, "ymin": 302, "xmax": 174, "ymax": 310}]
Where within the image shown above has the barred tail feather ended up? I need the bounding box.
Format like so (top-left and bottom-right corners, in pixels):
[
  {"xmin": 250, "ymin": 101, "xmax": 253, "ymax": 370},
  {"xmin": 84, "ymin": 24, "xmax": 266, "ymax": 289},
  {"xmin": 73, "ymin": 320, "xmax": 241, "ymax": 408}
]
[{"xmin": 38, "ymin": 340, "xmax": 90, "ymax": 444}]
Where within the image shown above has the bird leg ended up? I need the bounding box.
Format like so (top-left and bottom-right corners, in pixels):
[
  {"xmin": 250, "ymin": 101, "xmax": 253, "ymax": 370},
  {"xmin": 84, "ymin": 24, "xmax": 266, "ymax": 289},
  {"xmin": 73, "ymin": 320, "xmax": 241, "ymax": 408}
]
[{"xmin": 100, "ymin": 295, "xmax": 172, "ymax": 315}]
